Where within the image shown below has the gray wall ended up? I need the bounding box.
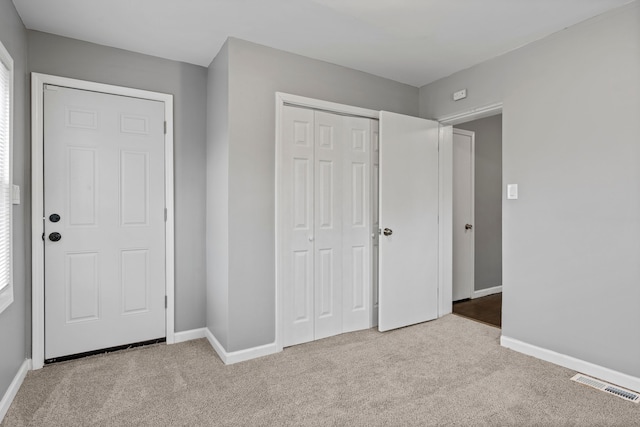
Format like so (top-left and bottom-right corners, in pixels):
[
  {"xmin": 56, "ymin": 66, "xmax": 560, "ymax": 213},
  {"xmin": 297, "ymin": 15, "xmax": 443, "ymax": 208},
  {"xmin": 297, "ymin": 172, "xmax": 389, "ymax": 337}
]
[
  {"xmin": 210, "ymin": 37, "xmax": 419, "ymax": 352},
  {"xmin": 206, "ymin": 41, "xmax": 229, "ymax": 349},
  {"xmin": 456, "ymin": 114, "xmax": 502, "ymax": 292},
  {"xmin": 0, "ymin": 0, "xmax": 29, "ymax": 401},
  {"xmin": 28, "ymin": 31, "xmax": 208, "ymax": 332},
  {"xmin": 420, "ymin": 2, "xmax": 640, "ymax": 377}
]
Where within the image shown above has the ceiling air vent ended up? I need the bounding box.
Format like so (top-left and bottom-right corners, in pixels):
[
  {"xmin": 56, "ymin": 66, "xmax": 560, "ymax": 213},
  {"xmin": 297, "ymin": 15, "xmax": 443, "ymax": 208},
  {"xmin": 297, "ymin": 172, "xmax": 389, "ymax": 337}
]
[{"xmin": 571, "ymin": 374, "xmax": 639, "ymax": 403}]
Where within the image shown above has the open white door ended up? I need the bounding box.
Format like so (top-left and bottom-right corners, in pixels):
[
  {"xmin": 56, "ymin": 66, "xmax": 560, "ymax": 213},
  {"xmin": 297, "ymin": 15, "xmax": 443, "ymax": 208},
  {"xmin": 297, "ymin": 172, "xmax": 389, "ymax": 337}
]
[
  {"xmin": 452, "ymin": 129, "xmax": 475, "ymax": 301},
  {"xmin": 378, "ymin": 111, "xmax": 440, "ymax": 332}
]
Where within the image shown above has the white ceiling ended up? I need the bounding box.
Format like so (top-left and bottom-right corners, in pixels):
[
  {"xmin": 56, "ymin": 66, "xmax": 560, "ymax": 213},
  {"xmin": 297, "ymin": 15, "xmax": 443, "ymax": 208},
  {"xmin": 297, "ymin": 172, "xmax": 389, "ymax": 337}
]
[{"xmin": 12, "ymin": 0, "xmax": 633, "ymax": 87}]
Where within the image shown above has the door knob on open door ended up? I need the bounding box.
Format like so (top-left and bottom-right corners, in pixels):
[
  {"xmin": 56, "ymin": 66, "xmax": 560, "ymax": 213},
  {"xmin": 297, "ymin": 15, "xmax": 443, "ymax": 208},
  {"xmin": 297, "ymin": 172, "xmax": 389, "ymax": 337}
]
[
  {"xmin": 49, "ymin": 232, "xmax": 62, "ymax": 242},
  {"xmin": 383, "ymin": 228, "xmax": 393, "ymax": 236},
  {"xmin": 465, "ymin": 224, "xmax": 473, "ymax": 230}
]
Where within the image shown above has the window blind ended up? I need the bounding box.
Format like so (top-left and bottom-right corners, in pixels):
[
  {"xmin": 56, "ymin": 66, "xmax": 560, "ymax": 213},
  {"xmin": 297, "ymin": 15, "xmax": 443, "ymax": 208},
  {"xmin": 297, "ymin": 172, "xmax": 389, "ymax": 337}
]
[{"xmin": 0, "ymin": 55, "xmax": 11, "ymax": 293}]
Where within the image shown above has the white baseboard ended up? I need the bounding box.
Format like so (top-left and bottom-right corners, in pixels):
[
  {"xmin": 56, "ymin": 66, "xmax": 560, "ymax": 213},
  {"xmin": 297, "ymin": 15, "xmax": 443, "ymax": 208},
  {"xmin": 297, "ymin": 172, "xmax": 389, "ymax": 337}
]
[
  {"xmin": 501, "ymin": 336, "xmax": 640, "ymax": 393},
  {"xmin": 173, "ymin": 328, "xmax": 206, "ymax": 344},
  {"xmin": 0, "ymin": 359, "xmax": 31, "ymax": 423},
  {"xmin": 472, "ymin": 285, "xmax": 502, "ymax": 299},
  {"xmin": 205, "ymin": 328, "xmax": 278, "ymax": 365}
]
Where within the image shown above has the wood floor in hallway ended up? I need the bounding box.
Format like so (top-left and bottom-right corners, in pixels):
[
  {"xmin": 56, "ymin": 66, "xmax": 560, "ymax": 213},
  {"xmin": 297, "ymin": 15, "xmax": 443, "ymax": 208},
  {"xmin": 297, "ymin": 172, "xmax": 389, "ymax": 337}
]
[{"xmin": 452, "ymin": 293, "xmax": 502, "ymax": 328}]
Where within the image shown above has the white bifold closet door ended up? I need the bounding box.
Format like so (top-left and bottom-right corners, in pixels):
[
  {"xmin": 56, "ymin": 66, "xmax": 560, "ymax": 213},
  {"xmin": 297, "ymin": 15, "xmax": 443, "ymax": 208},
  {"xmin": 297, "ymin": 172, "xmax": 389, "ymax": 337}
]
[{"xmin": 282, "ymin": 105, "xmax": 372, "ymax": 347}]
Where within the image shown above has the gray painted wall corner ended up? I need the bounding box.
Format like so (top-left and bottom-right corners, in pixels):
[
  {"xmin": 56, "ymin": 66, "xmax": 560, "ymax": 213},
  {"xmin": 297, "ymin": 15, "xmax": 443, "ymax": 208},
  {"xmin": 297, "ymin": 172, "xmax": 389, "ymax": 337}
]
[{"xmin": 206, "ymin": 41, "xmax": 230, "ymax": 349}]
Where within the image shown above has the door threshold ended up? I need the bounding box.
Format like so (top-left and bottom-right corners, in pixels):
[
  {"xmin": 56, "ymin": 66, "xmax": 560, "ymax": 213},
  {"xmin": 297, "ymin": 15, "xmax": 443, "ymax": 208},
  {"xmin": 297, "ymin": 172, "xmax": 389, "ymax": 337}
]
[
  {"xmin": 44, "ymin": 338, "xmax": 166, "ymax": 364},
  {"xmin": 452, "ymin": 312, "xmax": 501, "ymax": 329}
]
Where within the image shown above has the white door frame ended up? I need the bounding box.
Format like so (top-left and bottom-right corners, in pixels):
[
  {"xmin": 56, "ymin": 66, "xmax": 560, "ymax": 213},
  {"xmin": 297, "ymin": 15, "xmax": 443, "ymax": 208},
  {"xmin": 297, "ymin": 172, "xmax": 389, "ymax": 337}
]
[
  {"xmin": 275, "ymin": 92, "xmax": 452, "ymax": 352},
  {"xmin": 436, "ymin": 103, "xmax": 503, "ymax": 126},
  {"xmin": 31, "ymin": 73, "xmax": 175, "ymax": 369},
  {"xmin": 452, "ymin": 128, "xmax": 475, "ymax": 301}
]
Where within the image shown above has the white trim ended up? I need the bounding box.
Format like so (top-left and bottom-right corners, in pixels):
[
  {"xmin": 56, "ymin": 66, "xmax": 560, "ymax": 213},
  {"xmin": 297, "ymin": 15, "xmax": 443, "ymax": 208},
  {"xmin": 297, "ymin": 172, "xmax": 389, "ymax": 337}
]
[
  {"xmin": 501, "ymin": 336, "xmax": 640, "ymax": 393},
  {"xmin": 0, "ymin": 39, "xmax": 14, "ymax": 315},
  {"xmin": 452, "ymin": 128, "xmax": 475, "ymax": 301},
  {"xmin": 436, "ymin": 102, "xmax": 503, "ymax": 126},
  {"xmin": 274, "ymin": 92, "xmax": 379, "ymax": 353},
  {"xmin": 205, "ymin": 328, "xmax": 277, "ymax": 365},
  {"xmin": 0, "ymin": 359, "xmax": 31, "ymax": 423},
  {"xmin": 31, "ymin": 73, "xmax": 175, "ymax": 370},
  {"xmin": 173, "ymin": 328, "xmax": 207, "ymax": 344},
  {"xmin": 472, "ymin": 285, "xmax": 502, "ymax": 299},
  {"xmin": 438, "ymin": 125, "xmax": 453, "ymax": 317},
  {"xmin": 277, "ymin": 93, "xmax": 380, "ymax": 120}
]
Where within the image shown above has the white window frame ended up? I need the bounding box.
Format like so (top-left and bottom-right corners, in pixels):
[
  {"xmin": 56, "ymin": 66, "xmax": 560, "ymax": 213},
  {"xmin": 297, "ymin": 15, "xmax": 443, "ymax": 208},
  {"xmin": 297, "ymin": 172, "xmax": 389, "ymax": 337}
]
[{"xmin": 0, "ymin": 40, "xmax": 14, "ymax": 314}]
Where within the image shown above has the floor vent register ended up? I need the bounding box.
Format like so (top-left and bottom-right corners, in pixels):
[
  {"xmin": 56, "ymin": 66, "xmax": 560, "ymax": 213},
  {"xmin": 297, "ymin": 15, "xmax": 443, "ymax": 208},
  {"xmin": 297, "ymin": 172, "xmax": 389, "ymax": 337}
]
[{"xmin": 571, "ymin": 374, "xmax": 639, "ymax": 403}]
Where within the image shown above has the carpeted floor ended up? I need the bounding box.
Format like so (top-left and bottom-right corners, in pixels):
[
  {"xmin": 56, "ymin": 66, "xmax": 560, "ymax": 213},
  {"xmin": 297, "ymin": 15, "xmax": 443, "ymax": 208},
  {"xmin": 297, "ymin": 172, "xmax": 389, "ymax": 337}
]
[{"xmin": 3, "ymin": 315, "xmax": 639, "ymax": 426}]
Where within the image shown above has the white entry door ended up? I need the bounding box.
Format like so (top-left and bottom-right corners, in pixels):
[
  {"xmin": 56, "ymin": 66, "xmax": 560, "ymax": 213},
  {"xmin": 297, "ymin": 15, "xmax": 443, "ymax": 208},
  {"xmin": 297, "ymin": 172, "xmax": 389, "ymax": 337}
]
[
  {"xmin": 378, "ymin": 111, "xmax": 441, "ymax": 332},
  {"xmin": 44, "ymin": 85, "xmax": 166, "ymax": 360},
  {"xmin": 452, "ymin": 129, "xmax": 475, "ymax": 301}
]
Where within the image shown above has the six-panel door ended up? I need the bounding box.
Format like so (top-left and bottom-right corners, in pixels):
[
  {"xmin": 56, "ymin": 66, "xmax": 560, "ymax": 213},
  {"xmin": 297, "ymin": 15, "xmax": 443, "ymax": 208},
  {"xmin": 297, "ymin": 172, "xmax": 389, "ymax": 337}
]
[
  {"xmin": 282, "ymin": 106, "xmax": 373, "ymax": 347},
  {"xmin": 44, "ymin": 85, "xmax": 166, "ymax": 360}
]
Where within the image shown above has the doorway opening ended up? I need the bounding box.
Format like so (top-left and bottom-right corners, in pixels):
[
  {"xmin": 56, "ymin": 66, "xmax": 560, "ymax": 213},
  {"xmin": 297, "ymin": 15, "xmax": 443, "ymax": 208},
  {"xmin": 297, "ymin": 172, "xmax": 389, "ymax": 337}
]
[{"xmin": 441, "ymin": 106, "xmax": 503, "ymax": 328}]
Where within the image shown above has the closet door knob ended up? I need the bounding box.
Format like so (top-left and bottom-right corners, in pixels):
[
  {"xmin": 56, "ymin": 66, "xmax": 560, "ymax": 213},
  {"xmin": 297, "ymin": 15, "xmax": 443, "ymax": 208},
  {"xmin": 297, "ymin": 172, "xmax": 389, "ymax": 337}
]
[
  {"xmin": 383, "ymin": 228, "xmax": 393, "ymax": 236},
  {"xmin": 308, "ymin": 236, "xmax": 314, "ymax": 242}
]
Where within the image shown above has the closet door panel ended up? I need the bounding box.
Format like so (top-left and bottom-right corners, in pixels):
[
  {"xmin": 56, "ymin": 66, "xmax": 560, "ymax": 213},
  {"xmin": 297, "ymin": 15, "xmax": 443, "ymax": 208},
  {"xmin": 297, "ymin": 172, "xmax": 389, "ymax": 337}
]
[
  {"xmin": 283, "ymin": 106, "xmax": 315, "ymax": 347},
  {"xmin": 342, "ymin": 117, "xmax": 372, "ymax": 333},
  {"xmin": 371, "ymin": 121, "xmax": 380, "ymax": 327},
  {"xmin": 314, "ymin": 111, "xmax": 344, "ymax": 340}
]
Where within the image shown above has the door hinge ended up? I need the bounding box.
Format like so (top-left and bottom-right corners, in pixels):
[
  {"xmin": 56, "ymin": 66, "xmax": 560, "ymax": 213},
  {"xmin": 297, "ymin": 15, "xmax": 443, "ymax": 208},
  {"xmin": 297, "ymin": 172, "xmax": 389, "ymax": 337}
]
[
  {"xmin": 165, "ymin": 296, "xmax": 167, "ymax": 308},
  {"xmin": 164, "ymin": 121, "xmax": 167, "ymax": 134}
]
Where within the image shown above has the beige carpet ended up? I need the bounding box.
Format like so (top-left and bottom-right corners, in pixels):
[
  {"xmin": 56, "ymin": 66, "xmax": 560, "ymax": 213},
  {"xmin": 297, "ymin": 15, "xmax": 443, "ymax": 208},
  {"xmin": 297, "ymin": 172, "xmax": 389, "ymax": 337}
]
[{"xmin": 3, "ymin": 315, "xmax": 639, "ymax": 426}]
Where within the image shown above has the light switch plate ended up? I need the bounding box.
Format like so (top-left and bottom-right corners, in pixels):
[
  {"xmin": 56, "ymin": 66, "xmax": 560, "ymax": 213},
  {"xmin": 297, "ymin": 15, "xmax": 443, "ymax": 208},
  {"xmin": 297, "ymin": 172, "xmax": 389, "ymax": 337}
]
[{"xmin": 507, "ymin": 184, "xmax": 518, "ymax": 200}]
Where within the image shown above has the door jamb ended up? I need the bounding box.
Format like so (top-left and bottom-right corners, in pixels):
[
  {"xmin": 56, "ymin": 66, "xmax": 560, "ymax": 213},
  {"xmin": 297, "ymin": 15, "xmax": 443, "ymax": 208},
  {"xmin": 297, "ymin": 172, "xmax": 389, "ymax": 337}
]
[
  {"xmin": 437, "ymin": 103, "xmax": 503, "ymax": 126},
  {"xmin": 452, "ymin": 128, "xmax": 475, "ymax": 300},
  {"xmin": 31, "ymin": 73, "xmax": 175, "ymax": 369}
]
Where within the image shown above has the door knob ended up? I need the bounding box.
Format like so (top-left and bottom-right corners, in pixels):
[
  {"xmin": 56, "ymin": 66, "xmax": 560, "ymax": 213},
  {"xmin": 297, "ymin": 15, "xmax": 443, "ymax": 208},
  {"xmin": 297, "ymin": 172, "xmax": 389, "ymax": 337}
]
[
  {"xmin": 308, "ymin": 235, "xmax": 314, "ymax": 242},
  {"xmin": 49, "ymin": 213, "xmax": 61, "ymax": 223},
  {"xmin": 465, "ymin": 224, "xmax": 473, "ymax": 230},
  {"xmin": 49, "ymin": 232, "xmax": 62, "ymax": 242},
  {"xmin": 383, "ymin": 228, "xmax": 393, "ymax": 236}
]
